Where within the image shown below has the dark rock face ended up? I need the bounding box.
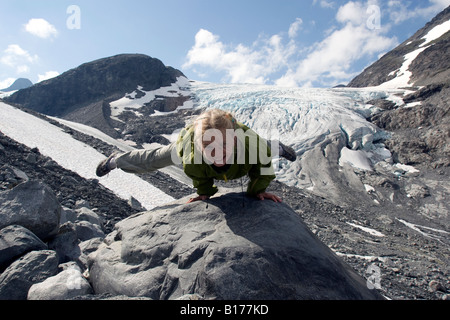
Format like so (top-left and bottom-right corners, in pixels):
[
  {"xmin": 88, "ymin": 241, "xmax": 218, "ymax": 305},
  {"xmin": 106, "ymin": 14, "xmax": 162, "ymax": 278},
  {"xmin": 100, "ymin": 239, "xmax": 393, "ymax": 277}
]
[
  {"xmin": 0, "ymin": 250, "xmax": 59, "ymax": 300},
  {"xmin": 0, "ymin": 180, "xmax": 61, "ymax": 240},
  {"xmin": 88, "ymin": 193, "xmax": 384, "ymax": 300},
  {"xmin": 4, "ymin": 54, "xmax": 185, "ymax": 117},
  {"xmin": 0, "ymin": 225, "xmax": 47, "ymax": 272}
]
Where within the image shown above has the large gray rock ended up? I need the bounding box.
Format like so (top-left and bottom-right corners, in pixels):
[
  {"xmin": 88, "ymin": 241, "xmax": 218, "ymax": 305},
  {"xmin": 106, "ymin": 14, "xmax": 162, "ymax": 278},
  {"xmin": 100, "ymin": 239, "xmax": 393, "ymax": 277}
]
[
  {"xmin": 0, "ymin": 250, "xmax": 59, "ymax": 300},
  {"xmin": 0, "ymin": 180, "xmax": 61, "ymax": 240},
  {"xmin": 27, "ymin": 264, "xmax": 93, "ymax": 300},
  {"xmin": 0, "ymin": 225, "xmax": 47, "ymax": 271},
  {"xmin": 88, "ymin": 193, "xmax": 384, "ymax": 300}
]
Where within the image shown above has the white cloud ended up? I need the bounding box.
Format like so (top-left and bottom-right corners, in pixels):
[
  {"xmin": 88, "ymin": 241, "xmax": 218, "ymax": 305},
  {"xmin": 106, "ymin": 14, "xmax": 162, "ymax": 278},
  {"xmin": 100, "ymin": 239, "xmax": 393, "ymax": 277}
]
[
  {"xmin": 183, "ymin": 29, "xmax": 297, "ymax": 84},
  {"xmin": 288, "ymin": 18, "xmax": 303, "ymax": 39},
  {"xmin": 336, "ymin": 1, "xmax": 367, "ymax": 25},
  {"xmin": 313, "ymin": 0, "xmax": 335, "ymax": 9},
  {"xmin": 24, "ymin": 18, "xmax": 58, "ymax": 39},
  {"xmin": 276, "ymin": 22, "xmax": 397, "ymax": 87},
  {"xmin": 38, "ymin": 71, "xmax": 59, "ymax": 83},
  {"xmin": 1, "ymin": 44, "xmax": 38, "ymax": 74},
  {"xmin": 0, "ymin": 78, "xmax": 16, "ymax": 90},
  {"xmin": 277, "ymin": 1, "xmax": 397, "ymax": 87},
  {"xmin": 387, "ymin": 0, "xmax": 450, "ymax": 24}
]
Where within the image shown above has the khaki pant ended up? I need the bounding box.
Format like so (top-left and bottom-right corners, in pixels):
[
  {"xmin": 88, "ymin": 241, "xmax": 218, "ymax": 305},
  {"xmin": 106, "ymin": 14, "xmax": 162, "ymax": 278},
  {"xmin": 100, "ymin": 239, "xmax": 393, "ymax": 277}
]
[{"xmin": 115, "ymin": 143, "xmax": 179, "ymax": 174}]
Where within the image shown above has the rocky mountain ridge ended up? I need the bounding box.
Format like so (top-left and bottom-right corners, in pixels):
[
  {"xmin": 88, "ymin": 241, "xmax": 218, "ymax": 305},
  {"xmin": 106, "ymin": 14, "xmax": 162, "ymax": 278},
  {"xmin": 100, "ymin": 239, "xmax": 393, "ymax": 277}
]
[
  {"xmin": 4, "ymin": 54, "xmax": 188, "ymax": 139},
  {"xmin": 348, "ymin": 6, "xmax": 450, "ymax": 88}
]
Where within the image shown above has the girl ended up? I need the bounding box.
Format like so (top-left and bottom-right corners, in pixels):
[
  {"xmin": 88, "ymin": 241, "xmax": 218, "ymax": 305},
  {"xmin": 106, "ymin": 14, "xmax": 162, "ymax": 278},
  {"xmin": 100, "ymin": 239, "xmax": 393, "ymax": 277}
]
[{"xmin": 96, "ymin": 109, "xmax": 296, "ymax": 203}]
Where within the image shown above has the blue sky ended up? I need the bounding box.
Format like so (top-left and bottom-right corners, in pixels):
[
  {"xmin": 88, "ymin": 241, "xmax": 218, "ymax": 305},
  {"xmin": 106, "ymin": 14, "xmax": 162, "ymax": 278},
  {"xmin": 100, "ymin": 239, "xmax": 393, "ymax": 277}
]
[{"xmin": 0, "ymin": 0, "xmax": 449, "ymax": 89}]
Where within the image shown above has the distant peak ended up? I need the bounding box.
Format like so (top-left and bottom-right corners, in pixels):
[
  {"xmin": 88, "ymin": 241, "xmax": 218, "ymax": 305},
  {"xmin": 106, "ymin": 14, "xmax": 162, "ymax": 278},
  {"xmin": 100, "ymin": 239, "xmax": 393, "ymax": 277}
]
[{"xmin": 1, "ymin": 78, "xmax": 33, "ymax": 92}]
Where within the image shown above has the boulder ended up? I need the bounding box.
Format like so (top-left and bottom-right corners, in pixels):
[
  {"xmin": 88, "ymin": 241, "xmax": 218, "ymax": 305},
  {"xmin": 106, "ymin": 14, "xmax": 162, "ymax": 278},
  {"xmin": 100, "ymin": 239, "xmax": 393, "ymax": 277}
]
[
  {"xmin": 0, "ymin": 250, "xmax": 59, "ymax": 300},
  {"xmin": 75, "ymin": 207, "xmax": 104, "ymax": 228},
  {"xmin": 27, "ymin": 264, "xmax": 92, "ymax": 300},
  {"xmin": 0, "ymin": 180, "xmax": 61, "ymax": 240},
  {"xmin": 75, "ymin": 221, "xmax": 105, "ymax": 241},
  {"xmin": 0, "ymin": 225, "xmax": 47, "ymax": 271},
  {"xmin": 88, "ymin": 193, "xmax": 384, "ymax": 300}
]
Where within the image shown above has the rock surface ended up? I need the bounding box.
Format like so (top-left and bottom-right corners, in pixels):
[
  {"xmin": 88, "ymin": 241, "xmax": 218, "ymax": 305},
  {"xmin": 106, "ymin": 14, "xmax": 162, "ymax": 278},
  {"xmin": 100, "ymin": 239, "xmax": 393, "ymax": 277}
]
[
  {"xmin": 0, "ymin": 180, "xmax": 61, "ymax": 240},
  {"xmin": 88, "ymin": 192, "xmax": 384, "ymax": 300},
  {"xmin": 27, "ymin": 263, "xmax": 92, "ymax": 300},
  {"xmin": 0, "ymin": 225, "xmax": 47, "ymax": 272},
  {"xmin": 0, "ymin": 250, "xmax": 59, "ymax": 300}
]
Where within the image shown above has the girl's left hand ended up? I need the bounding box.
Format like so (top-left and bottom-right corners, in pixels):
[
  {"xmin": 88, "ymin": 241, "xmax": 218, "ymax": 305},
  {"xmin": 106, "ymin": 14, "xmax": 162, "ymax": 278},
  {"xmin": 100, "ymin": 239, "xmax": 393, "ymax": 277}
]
[{"xmin": 256, "ymin": 192, "xmax": 282, "ymax": 203}]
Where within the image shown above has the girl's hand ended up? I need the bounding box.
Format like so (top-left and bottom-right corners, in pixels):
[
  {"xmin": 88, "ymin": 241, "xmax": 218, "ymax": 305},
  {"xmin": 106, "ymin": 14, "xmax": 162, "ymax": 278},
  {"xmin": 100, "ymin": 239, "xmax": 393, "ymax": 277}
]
[
  {"xmin": 187, "ymin": 195, "xmax": 210, "ymax": 203},
  {"xmin": 256, "ymin": 192, "xmax": 282, "ymax": 203}
]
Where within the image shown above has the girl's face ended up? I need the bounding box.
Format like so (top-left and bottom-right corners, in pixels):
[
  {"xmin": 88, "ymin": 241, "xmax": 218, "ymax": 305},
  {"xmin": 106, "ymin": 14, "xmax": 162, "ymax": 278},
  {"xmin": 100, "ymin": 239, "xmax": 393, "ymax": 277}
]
[{"xmin": 202, "ymin": 129, "xmax": 236, "ymax": 167}]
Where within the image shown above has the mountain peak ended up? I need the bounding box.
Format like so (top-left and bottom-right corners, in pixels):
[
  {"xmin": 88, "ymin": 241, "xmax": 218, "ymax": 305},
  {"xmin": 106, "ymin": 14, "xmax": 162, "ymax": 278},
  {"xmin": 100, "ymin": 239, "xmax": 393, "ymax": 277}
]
[
  {"xmin": 4, "ymin": 54, "xmax": 185, "ymax": 117},
  {"xmin": 348, "ymin": 6, "xmax": 450, "ymax": 88},
  {"xmin": 0, "ymin": 78, "xmax": 33, "ymax": 92}
]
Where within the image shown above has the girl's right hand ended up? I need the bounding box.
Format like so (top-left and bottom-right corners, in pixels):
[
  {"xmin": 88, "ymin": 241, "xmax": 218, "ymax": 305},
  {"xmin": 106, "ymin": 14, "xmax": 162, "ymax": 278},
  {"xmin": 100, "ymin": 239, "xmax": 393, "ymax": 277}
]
[{"xmin": 187, "ymin": 195, "xmax": 210, "ymax": 203}]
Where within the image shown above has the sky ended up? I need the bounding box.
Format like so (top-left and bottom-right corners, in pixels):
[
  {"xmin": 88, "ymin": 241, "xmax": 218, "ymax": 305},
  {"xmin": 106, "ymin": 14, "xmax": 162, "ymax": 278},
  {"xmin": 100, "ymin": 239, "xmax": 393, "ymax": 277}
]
[{"xmin": 0, "ymin": 0, "xmax": 449, "ymax": 90}]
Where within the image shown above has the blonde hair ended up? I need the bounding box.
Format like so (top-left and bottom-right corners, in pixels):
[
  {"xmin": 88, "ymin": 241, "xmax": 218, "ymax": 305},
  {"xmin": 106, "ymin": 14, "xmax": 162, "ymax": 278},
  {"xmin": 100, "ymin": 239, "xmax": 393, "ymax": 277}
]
[{"xmin": 193, "ymin": 109, "xmax": 236, "ymax": 150}]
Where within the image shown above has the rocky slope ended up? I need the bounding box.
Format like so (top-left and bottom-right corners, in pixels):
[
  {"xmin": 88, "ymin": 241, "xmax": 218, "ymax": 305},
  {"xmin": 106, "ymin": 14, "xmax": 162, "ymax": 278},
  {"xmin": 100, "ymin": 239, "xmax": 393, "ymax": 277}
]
[{"xmin": 348, "ymin": 6, "xmax": 450, "ymax": 88}]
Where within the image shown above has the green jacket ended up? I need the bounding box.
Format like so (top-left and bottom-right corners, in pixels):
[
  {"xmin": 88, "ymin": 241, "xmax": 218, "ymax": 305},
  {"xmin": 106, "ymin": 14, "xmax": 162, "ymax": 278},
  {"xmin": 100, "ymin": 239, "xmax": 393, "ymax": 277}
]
[{"xmin": 176, "ymin": 122, "xmax": 276, "ymax": 197}]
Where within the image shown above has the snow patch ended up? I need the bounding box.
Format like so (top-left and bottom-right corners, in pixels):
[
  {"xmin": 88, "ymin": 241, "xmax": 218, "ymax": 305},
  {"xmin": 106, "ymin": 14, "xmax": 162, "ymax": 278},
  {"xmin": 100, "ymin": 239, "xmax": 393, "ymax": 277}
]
[
  {"xmin": 335, "ymin": 252, "xmax": 387, "ymax": 262},
  {"xmin": 0, "ymin": 90, "xmax": 17, "ymax": 98},
  {"xmin": 364, "ymin": 184, "xmax": 375, "ymax": 193},
  {"xmin": 396, "ymin": 218, "xmax": 449, "ymax": 242},
  {"xmin": 420, "ymin": 19, "xmax": 450, "ymax": 47},
  {"xmin": 394, "ymin": 163, "xmax": 420, "ymax": 174},
  {"xmin": 109, "ymin": 76, "xmax": 191, "ymax": 121},
  {"xmin": 347, "ymin": 221, "xmax": 385, "ymax": 237},
  {"xmin": 377, "ymin": 46, "xmax": 429, "ymax": 89},
  {"xmin": 374, "ymin": 19, "xmax": 450, "ymax": 90}
]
